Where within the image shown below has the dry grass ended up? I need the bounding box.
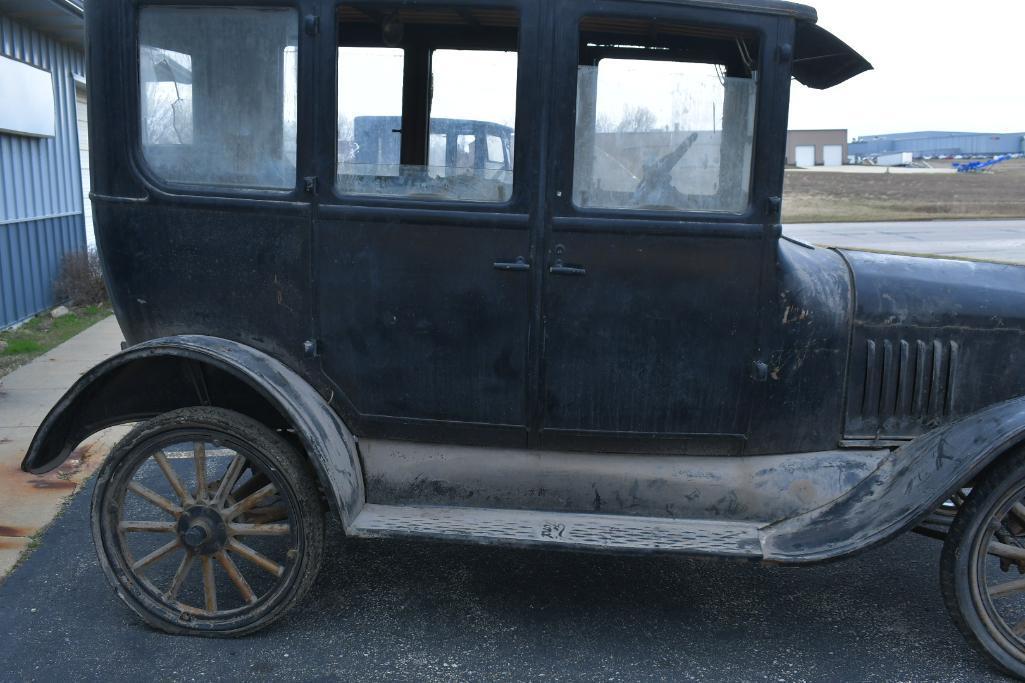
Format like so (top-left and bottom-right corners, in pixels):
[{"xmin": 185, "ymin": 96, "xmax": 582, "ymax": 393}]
[
  {"xmin": 783, "ymin": 158, "xmax": 1025, "ymax": 223},
  {"xmin": 0, "ymin": 306, "xmax": 112, "ymax": 379}
]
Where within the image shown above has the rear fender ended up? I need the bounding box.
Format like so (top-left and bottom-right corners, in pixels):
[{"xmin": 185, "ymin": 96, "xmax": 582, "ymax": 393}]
[
  {"xmin": 762, "ymin": 396, "xmax": 1025, "ymax": 563},
  {"xmin": 20, "ymin": 336, "xmax": 365, "ymax": 527}
]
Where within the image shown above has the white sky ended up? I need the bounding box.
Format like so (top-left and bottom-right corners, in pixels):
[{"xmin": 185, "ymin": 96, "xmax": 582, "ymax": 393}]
[{"xmin": 788, "ymin": 0, "xmax": 1025, "ymax": 140}]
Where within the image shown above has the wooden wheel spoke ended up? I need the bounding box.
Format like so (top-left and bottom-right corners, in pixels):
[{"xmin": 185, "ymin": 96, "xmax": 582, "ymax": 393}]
[
  {"xmin": 119, "ymin": 520, "xmax": 176, "ymax": 533},
  {"xmin": 153, "ymin": 451, "xmax": 192, "ymax": 505},
  {"xmin": 242, "ymin": 504, "xmax": 289, "ymax": 525},
  {"xmin": 225, "ymin": 483, "xmax": 278, "ymax": 520},
  {"xmin": 201, "ymin": 556, "xmax": 217, "ymax": 612},
  {"xmin": 131, "ymin": 539, "xmax": 182, "ymax": 573},
  {"xmin": 990, "ymin": 541, "xmax": 1025, "ymax": 563},
  {"xmin": 231, "ymin": 470, "xmax": 271, "ymax": 502},
  {"xmin": 194, "ymin": 442, "xmax": 208, "ymax": 502},
  {"xmin": 127, "ymin": 482, "xmax": 182, "ymax": 517},
  {"xmin": 214, "ymin": 454, "xmax": 247, "ymax": 507},
  {"xmin": 166, "ymin": 552, "xmax": 195, "ymax": 601},
  {"xmin": 989, "ymin": 577, "xmax": 1025, "ymax": 599},
  {"xmin": 229, "ymin": 522, "xmax": 291, "ymax": 537},
  {"xmin": 216, "ymin": 550, "xmax": 258, "ymax": 604},
  {"xmin": 227, "ymin": 538, "xmax": 285, "ymax": 578}
]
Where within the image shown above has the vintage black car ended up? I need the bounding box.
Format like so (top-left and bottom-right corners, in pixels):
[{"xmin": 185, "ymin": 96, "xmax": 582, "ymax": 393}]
[{"xmin": 22, "ymin": 0, "xmax": 1025, "ymax": 676}]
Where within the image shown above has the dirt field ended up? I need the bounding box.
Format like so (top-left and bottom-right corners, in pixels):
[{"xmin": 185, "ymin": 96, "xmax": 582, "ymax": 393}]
[{"xmin": 783, "ymin": 158, "xmax": 1025, "ymax": 223}]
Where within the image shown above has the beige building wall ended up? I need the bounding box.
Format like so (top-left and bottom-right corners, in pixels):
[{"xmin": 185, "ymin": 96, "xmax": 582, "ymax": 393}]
[{"xmin": 786, "ymin": 129, "xmax": 849, "ymax": 166}]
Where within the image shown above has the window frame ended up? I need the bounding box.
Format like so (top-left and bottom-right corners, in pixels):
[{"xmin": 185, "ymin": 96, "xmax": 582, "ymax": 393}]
[
  {"xmin": 129, "ymin": 1, "xmax": 307, "ymax": 202},
  {"xmin": 325, "ymin": 0, "xmax": 532, "ymax": 213},
  {"xmin": 548, "ymin": 1, "xmax": 782, "ymax": 228}
]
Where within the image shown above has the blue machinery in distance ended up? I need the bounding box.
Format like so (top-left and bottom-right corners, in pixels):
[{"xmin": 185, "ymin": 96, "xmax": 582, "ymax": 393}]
[{"xmin": 953, "ymin": 154, "xmax": 1024, "ymax": 173}]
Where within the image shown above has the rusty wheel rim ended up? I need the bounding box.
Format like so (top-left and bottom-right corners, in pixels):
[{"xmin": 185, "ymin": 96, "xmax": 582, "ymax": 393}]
[
  {"xmin": 970, "ymin": 482, "xmax": 1025, "ymax": 663},
  {"xmin": 101, "ymin": 431, "xmax": 300, "ymax": 624}
]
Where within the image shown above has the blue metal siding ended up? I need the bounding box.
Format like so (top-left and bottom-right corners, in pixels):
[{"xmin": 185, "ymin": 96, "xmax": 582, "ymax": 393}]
[
  {"xmin": 850, "ymin": 131, "xmax": 1025, "ymax": 159},
  {"xmin": 0, "ymin": 16, "xmax": 86, "ymax": 328}
]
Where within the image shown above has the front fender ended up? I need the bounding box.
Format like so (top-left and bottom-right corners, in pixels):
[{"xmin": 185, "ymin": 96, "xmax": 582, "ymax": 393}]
[
  {"xmin": 762, "ymin": 395, "xmax": 1025, "ymax": 563},
  {"xmin": 21, "ymin": 336, "xmax": 365, "ymax": 527}
]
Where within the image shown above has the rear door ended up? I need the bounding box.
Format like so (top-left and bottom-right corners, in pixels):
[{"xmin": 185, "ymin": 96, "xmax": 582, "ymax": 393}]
[
  {"xmin": 538, "ymin": 1, "xmax": 779, "ymax": 455},
  {"xmin": 312, "ymin": 1, "xmax": 541, "ymax": 447}
]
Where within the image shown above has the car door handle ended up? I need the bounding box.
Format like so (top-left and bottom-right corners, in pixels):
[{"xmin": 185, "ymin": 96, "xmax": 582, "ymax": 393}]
[
  {"xmin": 549, "ymin": 260, "xmax": 587, "ymax": 277},
  {"xmin": 494, "ymin": 257, "xmax": 531, "ymax": 272}
]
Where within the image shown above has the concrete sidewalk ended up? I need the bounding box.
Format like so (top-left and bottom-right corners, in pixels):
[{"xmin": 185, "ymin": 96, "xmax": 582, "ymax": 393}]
[{"xmin": 0, "ymin": 316, "xmax": 126, "ymax": 576}]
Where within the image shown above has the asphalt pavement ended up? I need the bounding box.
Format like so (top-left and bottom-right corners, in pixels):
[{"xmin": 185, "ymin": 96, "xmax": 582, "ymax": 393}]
[
  {"xmin": 786, "ymin": 219, "xmax": 1025, "ymax": 264},
  {"xmin": 0, "ymin": 476, "xmax": 1014, "ymax": 682}
]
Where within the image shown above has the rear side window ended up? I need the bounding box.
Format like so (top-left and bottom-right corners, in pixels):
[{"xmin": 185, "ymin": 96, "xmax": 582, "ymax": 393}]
[
  {"xmin": 139, "ymin": 7, "xmax": 298, "ymax": 190},
  {"xmin": 335, "ymin": 6, "xmax": 519, "ymax": 203}
]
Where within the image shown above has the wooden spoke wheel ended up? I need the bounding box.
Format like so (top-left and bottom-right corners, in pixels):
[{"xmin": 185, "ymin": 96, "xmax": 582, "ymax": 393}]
[
  {"xmin": 943, "ymin": 451, "xmax": 1025, "ymax": 678},
  {"xmin": 92, "ymin": 407, "xmax": 324, "ymax": 636}
]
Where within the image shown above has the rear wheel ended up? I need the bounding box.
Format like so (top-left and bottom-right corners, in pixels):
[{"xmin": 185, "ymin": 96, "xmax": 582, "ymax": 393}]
[
  {"xmin": 91, "ymin": 407, "xmax": 324, "ymax": 636},
  {"xmin": 942, "ymin": 451, "xmax": 1025, "ymax": 678}
]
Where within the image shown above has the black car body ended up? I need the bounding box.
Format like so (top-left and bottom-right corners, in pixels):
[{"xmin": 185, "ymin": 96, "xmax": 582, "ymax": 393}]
[{"xmin": 21, "ymin": 0, "xmax": 1025, "ymax": 673}]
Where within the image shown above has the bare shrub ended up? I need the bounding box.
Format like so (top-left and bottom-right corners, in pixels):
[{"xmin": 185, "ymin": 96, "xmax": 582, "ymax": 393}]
[{"xmin": 54, "ymin": 249, "xmax": 108, "ymax": 306}]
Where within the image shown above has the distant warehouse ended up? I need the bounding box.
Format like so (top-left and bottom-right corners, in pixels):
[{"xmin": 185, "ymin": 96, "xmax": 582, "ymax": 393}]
[
  {"xmin": 786, "ymin": 129, "xmax": 848, "ymax": 167},
  {"xmin": 850, "ymin": 131, "xmax": 1025, "ymax": 160}
]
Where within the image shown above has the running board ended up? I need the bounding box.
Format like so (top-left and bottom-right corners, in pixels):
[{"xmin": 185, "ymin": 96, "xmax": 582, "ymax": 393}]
[{"xmin": 348, "ymin": 504, "xmax": 764, "ymax": 558}]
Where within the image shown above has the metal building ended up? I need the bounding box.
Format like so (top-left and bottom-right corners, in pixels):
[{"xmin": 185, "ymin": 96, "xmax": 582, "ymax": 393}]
[
  {"xmin": 0, "ymin": 0, "xmax": 87, "ymax": 329},
  {"xmin": 786, "ymin": 129, "xmax": 848, "ymax": 167},
  {"xmin": 850, "ymin": 131, "xmax": 1025, "ymax": 160}
]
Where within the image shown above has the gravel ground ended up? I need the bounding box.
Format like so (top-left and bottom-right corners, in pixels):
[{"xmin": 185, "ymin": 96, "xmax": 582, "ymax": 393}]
[{"xmin": 0, "ymin": 477, "xmax": 1015, "ymax": 682}]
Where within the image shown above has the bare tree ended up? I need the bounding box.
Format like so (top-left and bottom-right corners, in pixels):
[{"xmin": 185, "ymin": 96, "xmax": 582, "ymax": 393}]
[{"xmin": 616, "ymin": 105, "xmax": 658, "ymax": 133}]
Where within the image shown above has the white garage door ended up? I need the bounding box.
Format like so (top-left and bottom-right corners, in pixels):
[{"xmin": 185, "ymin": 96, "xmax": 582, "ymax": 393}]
[
  {"xmin": 795, "ymin": 145, "xmax": 816, "ymax": 168},
  {"xmin": 75, "ymin": 85, "xmax": 93, "ymax": 247},
  {"xmin": 823, "ymin": 144, "xmax": 844, "ymax": 167}
]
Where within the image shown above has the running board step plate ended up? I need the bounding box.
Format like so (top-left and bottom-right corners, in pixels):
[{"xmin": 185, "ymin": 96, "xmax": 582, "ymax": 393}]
[{"xmin": 349, "ymin": 505, "xmax": 764, "ymax": 557}]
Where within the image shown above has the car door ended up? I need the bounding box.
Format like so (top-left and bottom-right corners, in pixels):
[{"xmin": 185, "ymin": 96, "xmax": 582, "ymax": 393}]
[
  {"xmin": 538, "ymin": 1, "xmax": 781, "ymax": 455},
  {"xmin": 312, "ymin": 0, "xmax": 541, "ymax": 447}
]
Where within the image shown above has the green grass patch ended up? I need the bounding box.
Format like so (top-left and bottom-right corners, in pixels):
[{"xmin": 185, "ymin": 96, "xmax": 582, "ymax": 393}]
[{"xmin": 0, "ymin": 305, "xmax": 112, "ymax": 379}]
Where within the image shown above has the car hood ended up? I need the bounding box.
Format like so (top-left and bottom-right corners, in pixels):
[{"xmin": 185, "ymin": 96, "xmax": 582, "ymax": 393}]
[{"xmin": 840, "ymin": 249, "xmax": 1025, "ymax": 440}]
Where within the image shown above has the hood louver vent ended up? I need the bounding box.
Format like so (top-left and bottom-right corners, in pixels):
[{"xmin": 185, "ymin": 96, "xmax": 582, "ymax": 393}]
[{"xmin": 852, "ymin": 339, "xmax": 960, "ymax": 437}]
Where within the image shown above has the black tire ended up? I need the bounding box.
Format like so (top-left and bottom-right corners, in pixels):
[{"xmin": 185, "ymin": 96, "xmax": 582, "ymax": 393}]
[
  {"xmin": 91, "ymin": 407, "xmax": 325, "ymax": 637},
  {"xmin": 942, "ymin": 450, "xmax": 1025, "ymax": 679}
]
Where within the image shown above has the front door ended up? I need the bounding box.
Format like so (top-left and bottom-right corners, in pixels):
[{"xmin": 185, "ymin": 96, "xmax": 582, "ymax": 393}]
[
  {"xmin": 539, "ymin": 2, "xmax": 778, "ymax": 455},
  {"xmin": 313, "ymin": 1, "xmax": 540, "ymax": 447}
]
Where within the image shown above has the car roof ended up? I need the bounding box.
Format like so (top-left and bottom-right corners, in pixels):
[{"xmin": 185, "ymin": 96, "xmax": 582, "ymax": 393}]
[{"xmin": 636, "ymin": 0, "xmax": 818, "ymax": 23}]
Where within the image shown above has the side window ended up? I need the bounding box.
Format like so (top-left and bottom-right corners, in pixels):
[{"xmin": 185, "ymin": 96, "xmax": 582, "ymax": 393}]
[
  {"xmin": 139, "ymin": 7, "xmax": 298, "ymax": 190},
  {"xmin": 572, "ymin": 18, "xmax": 758, "ymax": 214},
  {"xmin": 336, "ymin": 6, "xmax": 519, "ymax": 203}
]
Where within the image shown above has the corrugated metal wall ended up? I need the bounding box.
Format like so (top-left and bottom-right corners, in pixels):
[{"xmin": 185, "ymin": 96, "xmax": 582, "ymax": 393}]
[
  {"xmin": 850, "ymin": 132, "xmax": 1025, "ymax": 159},
  {"xmin": 0, "ymin": 16, "xmax": 87, "ymax": 328}
]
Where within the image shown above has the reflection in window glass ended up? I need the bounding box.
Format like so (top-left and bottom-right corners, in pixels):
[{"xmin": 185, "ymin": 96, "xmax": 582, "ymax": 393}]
[
  {"xmin": 337, "ymin": 47, "xmax": 404, "ymax": 178},
  {"xmin": 573, "ymin": 57, "xmax": 756, "ymax": 213},
  {"xmin": 139, "ymin": 7, "xmax": 298, "ymax": 189},
  {"xmin": 336, "ymin": 45, "xmax": 517, "ymax": 202}
]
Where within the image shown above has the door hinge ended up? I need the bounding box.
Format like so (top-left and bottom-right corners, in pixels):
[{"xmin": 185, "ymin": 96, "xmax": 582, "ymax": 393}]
[
  {"xmin": 304, "ymin": 176, "xmax": 319, "ymax": 195},
  {"xmin": 304, "ymin": 15, "xmax": 320, "ymax": 36},
  {"xmin": 777, "ymin": 43, "xmax": 793, "ymax": 64},
  {"xmin": 752, "ymin": 361, "xmax": 769, "ymax": 383},
  {"xmin": 303, "ymin": 339, "xmax": 319, "ymax": 358},
  {"xmin": 765, "ymin": 196, "xmax": 782, "ymax": 219}
]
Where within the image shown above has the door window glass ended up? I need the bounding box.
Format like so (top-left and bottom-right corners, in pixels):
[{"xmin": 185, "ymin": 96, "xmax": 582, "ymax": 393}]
[
  {"xmin": 572, "ymin": 19, "xmax": 758, "ymax": 214},
  {"xmin": 336, "ymin": 6, "xmax": 519, "ymax": 203},
  {"xmin": 139, "ymin": 7, "xmax": 298, "ymax": 190}
]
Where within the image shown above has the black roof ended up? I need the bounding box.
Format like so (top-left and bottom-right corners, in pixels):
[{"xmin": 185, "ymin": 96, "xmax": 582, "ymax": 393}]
[
  {"xmin": 636, "ymin": 0, "xmax": 870, "ymax": 89},
  {"xmin": 653, "ymin": 0, "xmax": 817, "ymax": 22}
]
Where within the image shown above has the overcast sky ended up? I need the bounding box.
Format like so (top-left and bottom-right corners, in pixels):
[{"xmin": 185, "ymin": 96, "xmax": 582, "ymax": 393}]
[{"xmin": 788, "ymin": 0, "xmax": 1025, "ymax": 140}]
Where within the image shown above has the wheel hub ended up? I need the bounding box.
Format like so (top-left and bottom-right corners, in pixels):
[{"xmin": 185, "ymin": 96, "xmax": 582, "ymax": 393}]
[{"xmin": 176, "ymin": 505, "xmax": 228, "ymax": 556}]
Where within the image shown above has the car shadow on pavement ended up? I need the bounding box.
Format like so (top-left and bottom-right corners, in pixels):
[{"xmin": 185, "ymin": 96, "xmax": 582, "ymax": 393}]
[{"xmin": 0, "ymin": 477, "xmax": 1014, "ymax": 682}]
